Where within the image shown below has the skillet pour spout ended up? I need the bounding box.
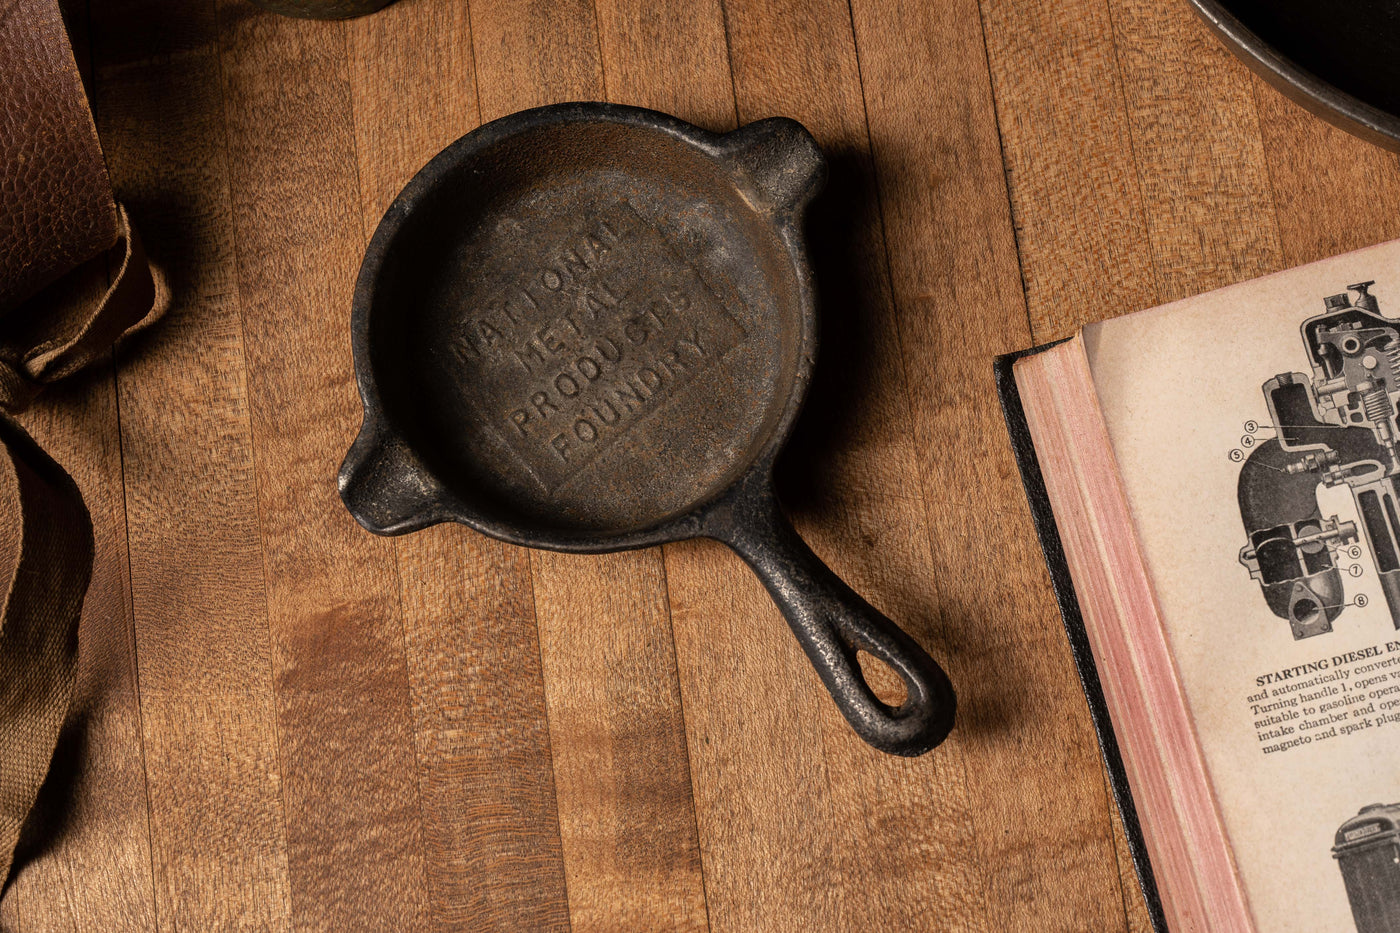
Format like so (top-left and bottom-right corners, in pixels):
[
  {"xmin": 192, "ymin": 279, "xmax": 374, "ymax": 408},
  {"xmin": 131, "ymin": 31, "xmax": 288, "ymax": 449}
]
[{"xmin": 339, "ymin": 102, "xmax": 956, "ymax": 756}]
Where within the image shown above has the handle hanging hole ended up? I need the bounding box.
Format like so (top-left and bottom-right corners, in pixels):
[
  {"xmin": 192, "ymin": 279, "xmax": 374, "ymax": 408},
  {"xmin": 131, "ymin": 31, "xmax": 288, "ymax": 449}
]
[{"xmin": 856, "ymin": 649, "xmax": 908, "ymax": 709}]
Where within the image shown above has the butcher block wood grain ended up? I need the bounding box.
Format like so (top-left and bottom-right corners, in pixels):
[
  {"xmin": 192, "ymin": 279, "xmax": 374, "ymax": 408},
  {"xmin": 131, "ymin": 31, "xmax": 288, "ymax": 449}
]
[{"xmin": 7, "ymin": 0, "xmax": 1398, "ymax": 929}]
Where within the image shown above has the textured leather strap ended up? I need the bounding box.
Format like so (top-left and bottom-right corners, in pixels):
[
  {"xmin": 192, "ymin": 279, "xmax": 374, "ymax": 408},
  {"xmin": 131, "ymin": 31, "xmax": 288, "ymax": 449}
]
[
  {"xmin": 0, "ymin": 0, "xmax": 161, "ymax": 884},
  {"xmin": 0, "ymin": 0, "xmax": 118, "ymax": 314},
  {"xmin": 0, "ymin": 204, "xmax": 159, "ymax": 410}
]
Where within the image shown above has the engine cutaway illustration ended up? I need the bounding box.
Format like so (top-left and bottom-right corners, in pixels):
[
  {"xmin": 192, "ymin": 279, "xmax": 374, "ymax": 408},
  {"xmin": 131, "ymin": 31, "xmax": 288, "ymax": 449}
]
[
  {"xmin": 1239, "ymin": 281, "xmax": 1400, "ymax": 639},
  {"xmin": 1335, "ymin": 802, "xmax": 1400, "ymax": 933}
]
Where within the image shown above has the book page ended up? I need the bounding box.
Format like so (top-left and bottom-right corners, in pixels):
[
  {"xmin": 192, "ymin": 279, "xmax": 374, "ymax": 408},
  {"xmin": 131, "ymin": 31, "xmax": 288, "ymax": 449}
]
[{"xmin": 1087, "ymin": 238, "xmax": 1400, "ymax": 933}]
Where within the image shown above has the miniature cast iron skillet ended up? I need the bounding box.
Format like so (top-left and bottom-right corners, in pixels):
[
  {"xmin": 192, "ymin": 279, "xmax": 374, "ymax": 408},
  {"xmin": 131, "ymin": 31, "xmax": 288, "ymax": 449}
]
[{"xmin": 339, "ymin": 103, "xmax": 956, "ymax": 756}]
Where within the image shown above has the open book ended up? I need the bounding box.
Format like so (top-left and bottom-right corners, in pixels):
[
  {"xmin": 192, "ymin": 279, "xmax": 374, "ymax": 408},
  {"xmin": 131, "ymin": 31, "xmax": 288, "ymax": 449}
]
[{"xmin": 1000, "ymin": 240, "xmax": 1400, "ymax": 933}]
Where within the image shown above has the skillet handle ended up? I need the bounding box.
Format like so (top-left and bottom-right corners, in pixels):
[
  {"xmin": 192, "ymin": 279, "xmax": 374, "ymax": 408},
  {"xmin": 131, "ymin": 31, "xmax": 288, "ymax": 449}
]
[{"xmin": 710, "ymin": 485, "xmax": 956, "ymax": 756}]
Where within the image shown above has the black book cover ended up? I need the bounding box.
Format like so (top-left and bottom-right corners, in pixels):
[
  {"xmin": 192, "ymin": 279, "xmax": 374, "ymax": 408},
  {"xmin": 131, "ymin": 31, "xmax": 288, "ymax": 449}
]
[{"xmin": 994, "ymin": 345, "xmax": 1169, "ymax": 933}]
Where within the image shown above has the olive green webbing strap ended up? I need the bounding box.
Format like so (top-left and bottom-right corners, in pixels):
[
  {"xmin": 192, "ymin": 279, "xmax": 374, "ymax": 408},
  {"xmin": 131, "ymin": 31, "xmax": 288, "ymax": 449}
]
[
  {"xmin": 0, "ymin": 414, "xmax": 92, "ymax": 883},
  {"xmin": 0, "ymin": 0, "xmax": 162, "ymax": 884},
  {"xmin": 0, "ymin": 210, "xmax": 160, "ymax": 883}
]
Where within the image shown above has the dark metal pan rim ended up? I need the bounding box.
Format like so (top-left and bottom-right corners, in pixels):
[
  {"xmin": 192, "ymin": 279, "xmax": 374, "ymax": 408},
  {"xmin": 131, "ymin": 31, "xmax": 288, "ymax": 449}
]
[
  {"xmin": 344, "ymin": 101, "xmax": 821, "ymax": 552},
  {"xmin": 342, "ymin": 103, "xmax": 957, "ymax": 757},
  {"xmin": 1188, "ymin": 0, "xmax": 1400, "ymax": 151}
]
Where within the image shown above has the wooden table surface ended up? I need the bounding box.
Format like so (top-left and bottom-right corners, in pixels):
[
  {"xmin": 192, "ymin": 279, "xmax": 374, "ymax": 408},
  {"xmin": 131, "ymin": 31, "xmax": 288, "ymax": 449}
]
[{"xmin": 7, "ymin": 0, "xmax": 1395, "ymax": 929}]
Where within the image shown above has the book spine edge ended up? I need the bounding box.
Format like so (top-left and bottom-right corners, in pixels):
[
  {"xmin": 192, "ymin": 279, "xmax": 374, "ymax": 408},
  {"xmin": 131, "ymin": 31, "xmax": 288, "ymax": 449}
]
[{"xmin": 994, "ymin": 345, "xmax": 1171, "ymax": 933}]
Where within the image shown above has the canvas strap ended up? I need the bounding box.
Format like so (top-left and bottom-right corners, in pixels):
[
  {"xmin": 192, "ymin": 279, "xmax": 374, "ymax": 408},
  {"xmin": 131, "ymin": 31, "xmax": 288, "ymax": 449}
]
[{"xmin": 0, "ymin": 0, "xmax": 162, "ymax": 882}]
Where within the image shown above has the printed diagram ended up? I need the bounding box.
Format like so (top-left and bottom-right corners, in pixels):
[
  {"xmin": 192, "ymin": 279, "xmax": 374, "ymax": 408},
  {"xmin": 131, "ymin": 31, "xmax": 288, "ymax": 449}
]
[
  {"xmin": 1238, "ymin": 281, "xmax": 1400, "ymax": 639},
  {"xmin": 1334, "ymin": 802, "xmax": 1400, "ymax": 933}
]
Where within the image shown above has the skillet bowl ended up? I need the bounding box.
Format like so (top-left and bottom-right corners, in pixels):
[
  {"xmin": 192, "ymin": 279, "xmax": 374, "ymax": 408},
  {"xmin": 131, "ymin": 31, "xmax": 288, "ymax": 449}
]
[
  {"xmin": 340, "ymin": 103, "xmax": 956, "ymax": 756},
  {"xmin": 344, "ymin": 104, "xmax": 814, "ymax": 548}
]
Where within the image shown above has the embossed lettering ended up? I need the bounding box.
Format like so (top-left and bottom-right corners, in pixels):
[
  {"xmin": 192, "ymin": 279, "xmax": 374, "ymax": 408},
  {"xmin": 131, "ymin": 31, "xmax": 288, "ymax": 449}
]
[
  {"xmin": 581, "ymin": 283, "xmax": 620, "ymax": 317},
  {"xmin": 625, "ymin": 316, "xmax": 652, "ymax": 345},
  {"xmin": 476, "ymin": 318, "xmax": 505, "ymax": 347},
  {"xmin": 655, "ymin": 349, "xmax": 682, "ymax": 378},
  {"xmin": 597, "ymin": 336, "xmax": 623, "ymax": 362},
  {"xmin": 449, "ymin": 203, "xmax": 746, "ymax": 492},
  {"xmin": 514, "ymin": 338, "xmax": 548, "ymax": 374},
  {"xmin": 665, "ymin": 286, "xmax": 690, "ymax": 311},
  {"xmin": 677, "ymin": 334, "xmax": 705, "ymax": 357},
  {"xmin": 577, "ymin": 356, "xmax": 602, "ymax": 381},
  {"xmin": 585, "ymin": 234, "xmax": 612, "ymax": 259},
  {"xmin": 591, "ymin": 399, "xmax": 620, "ymax": 425},
  {"xmin": 531, "ymin": 392, "xmax": 557, "ymax": 417},
  {"xmin": 560, "ymin": 249, "xmax": 591, "ymax": 280},
  {"xmin": 451, "ymin": 336, "xmax": 479, "ymax": 362},
  {"xmin": 538, "ymin": 324, "xmax": 566, "ymax": 355},
  {"xmin": 502, "ymin": 289, "xmax": 539, "ymax": 325},
  {"xmin": 611, "ymin": 380, "xmax": 647, "ymax": 412}
]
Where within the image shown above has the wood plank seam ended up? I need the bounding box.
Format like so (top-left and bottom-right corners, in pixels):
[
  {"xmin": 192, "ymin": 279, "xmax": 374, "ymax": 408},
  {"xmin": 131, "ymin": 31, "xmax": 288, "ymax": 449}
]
[
  {"xmin": 76, "ymin": 0, "xmax": 163, "ymax": 920},
  {"xmin": 600, "ymin": 1, "xmax": 800, "ymax": 922},
  {"xmin": 522, "ymin": 551, "xmax": 577, "ymax": 927},
  {"xmin": 108, "ymin": 319, "xmax": 162, "ymax": 933},
  {"xmin": 213, "ymin": 6, "xmax": 422, "ymax": 923},
  {"xmin": 376, "ymin": 2, "xmax": 575, "ymax": 925},
  {"xmin": 208, "ymin": 19, "xmax": 297, "ymax": 923},
  {"xmin": 838, "ymin": 0, "xmax": 960, "ymax": 624},
  {"xmin": 82, "ymin": 0, "xmax": 162, "ymax": 911},
  {"xmin": 220, "ymin": 185, "xmax": 294, "ymax": 928},
  {"xmin": 586, "ymin": 0, "xmax": 611, "ymax": 101},
  {"xmin": 835, "ymin": 0, "xmax": 951, "ymax": 593},
  {"xmin": 838, "ymin": 61, "xmax": 999, "ymax": 925},
  {"xmin": 653, "ymin": 547, "xmax": 714, "ymax": 933},
  {"xmin": 92, "ymin": 0, "xmax": 298, "ymax": 923},
  {"xmin": 845, "ymin": 0, "xmax": 1122, "ymax": 926},
  {"xmin": 465, "ymin": 3, "xmax": 486, "ymax": 128},
  {"xmin": 714, "ymin": 1, "xmax": 990, "ymax": 927},
  {"xmin": 335, "ymin": 18, "xmax": 437, "ymax": 925},
  {"xmin": 965, "ymin": 0, "xmax": 1038, "ymax": 347},
  {"xmin": 633, "ymin": 8, "xmax": 731, "ymax": 923},
  {"xmin": 713, "ymin": 0, "xmax": 745, "ymax": 133},
  {"xmin": 369, "ymin": 547, "xmax": 439, "ymax": 932},
  {"xmin": 969, "ymin": 0, "xmax": 1138, "ymax": 926},
  {"xmin": 1097, "ymin": 0, "xmax": 1165, "ymax": 312},
  {"xmin": 837, "ymin": 0, "xmax": 962, "ymax": 774},
  {"xmin": 461, "ymin": 22, "xmax": 596, "ymax": 926},
  {"xmin": 462, "ymin": 2, "xmax": 715, "ymax": 925}
]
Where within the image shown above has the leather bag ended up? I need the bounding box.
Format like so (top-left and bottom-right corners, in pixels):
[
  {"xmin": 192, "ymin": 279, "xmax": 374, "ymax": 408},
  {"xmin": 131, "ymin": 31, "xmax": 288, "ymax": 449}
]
[{"xmin": 0, "ymin": 0, "xmax": 163, "ymax": 883}]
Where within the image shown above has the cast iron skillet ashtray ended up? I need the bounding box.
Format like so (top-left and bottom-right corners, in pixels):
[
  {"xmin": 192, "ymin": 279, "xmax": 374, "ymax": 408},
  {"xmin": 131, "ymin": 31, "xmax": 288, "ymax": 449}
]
[{"xmin": 339, "ymin": 102, "xmax": 956, "ymax": 756}]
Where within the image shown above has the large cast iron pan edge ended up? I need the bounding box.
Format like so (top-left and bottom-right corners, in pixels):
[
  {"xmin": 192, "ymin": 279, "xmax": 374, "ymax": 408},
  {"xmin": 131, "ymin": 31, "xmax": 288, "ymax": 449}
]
[
  {"xmin": 1189, "ymin": 0, "xmax": 1400, "ymax": 152},
  {"xmin": 340, "ymin": 103, "xmax": 956, "ymax": 756}
]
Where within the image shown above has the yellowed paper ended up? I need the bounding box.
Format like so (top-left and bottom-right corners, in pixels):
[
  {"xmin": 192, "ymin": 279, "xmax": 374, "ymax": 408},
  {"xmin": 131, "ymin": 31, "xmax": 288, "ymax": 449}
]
[{"xmin": 1087, "ymin": 239, "xmax": 1400, "ymax": 933}]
